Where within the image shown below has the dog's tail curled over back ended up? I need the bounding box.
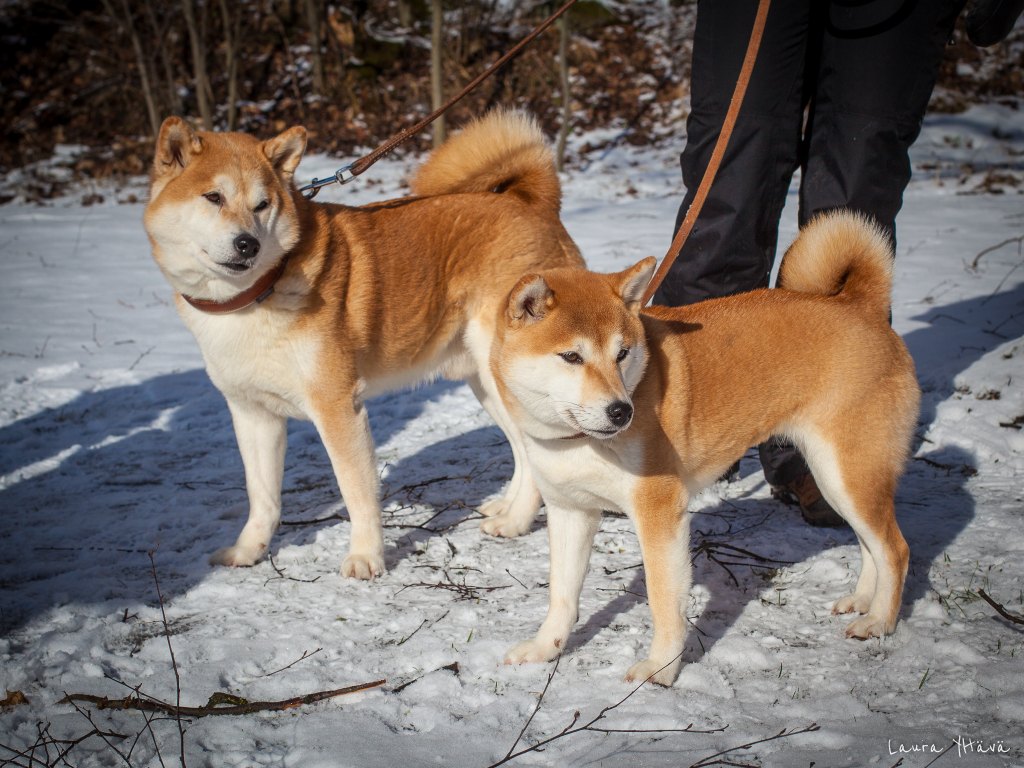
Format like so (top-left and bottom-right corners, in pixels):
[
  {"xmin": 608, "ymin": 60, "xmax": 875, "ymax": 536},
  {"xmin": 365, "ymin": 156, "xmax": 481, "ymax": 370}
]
[
  {"xmin": 778, "ymin": 210, "xmax": 895, "ymax": 318},
  {"xmin": 410, "ymin": 109, "xmax": 561, "ymax": 213}
]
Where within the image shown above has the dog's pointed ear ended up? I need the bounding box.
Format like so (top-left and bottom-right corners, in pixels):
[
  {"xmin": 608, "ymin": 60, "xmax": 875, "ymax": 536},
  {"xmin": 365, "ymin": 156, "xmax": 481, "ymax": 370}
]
[
  {"xmin": 507, "ymin": 274, "xmax": 555, "ymax": 328},
  {"xmin": 263, "ymin": 126, "xmax": 307, "ymax": 179},
  {"xmin": 614, "ymin": 257, "xmax": 658, "ymax": 313},
  {"xmin": 153, "ymin": 117, "xmax": 202, "ymax": 179}
]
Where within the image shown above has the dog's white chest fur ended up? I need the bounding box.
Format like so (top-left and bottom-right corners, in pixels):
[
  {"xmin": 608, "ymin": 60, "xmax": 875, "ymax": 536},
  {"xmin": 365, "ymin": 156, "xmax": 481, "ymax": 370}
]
[
  {"xmin": 525, "ymin": 437, "xmax": 640, "ymax": 515},
  {"xmin": 182, "ymin": 305, "xmax": 317, "ymax": 419}
]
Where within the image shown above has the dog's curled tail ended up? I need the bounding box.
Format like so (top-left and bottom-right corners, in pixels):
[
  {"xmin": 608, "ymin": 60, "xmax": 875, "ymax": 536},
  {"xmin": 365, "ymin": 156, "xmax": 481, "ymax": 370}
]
[
  {"xmin": 410, "ymin": 109, "xmax": 560, "ymax": 212},
  {"xmin": 778, "ymin": 210, "xmax": 894, "ymax": 318}
]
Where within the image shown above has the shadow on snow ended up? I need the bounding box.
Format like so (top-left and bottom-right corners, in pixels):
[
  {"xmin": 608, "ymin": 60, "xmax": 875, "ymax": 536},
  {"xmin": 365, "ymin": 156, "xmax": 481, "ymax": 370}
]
[
  {"xmin": 0, "ymin": 370, "xmax": 495, "ymax": 634},
  {"xmin": 1, "ymin": 281, "xmax": 1016, "ymax": 661}
]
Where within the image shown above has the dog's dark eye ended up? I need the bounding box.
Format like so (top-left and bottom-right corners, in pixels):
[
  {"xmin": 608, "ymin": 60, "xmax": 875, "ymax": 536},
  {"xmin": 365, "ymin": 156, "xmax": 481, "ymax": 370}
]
[
  {"xmin": 616, "ymin": 348, "xmax": 629, "ymax": 363},
  {"xmin": 254, "ymin": 200, "xmax": 269, "ymax": 213},
  {"xmin": 559, "ymin": 351, "xmax": 584, "ymax": 365},
  {"xmin": 203, "ymin": 192, "xmax": 222, "ymax": 205}
]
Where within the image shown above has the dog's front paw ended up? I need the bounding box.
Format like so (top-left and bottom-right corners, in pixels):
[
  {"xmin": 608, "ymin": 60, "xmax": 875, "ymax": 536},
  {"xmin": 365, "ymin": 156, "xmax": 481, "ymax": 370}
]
[
  {"xmin": 479, "ymin": 493, "xmax": 538, "ymax": 538},
  {"xmin": 844, "ymin": 613, "xmax": 894, "ymax": 640},
  {"xmin": 832, "ymin": 592, "xmax": 872, "ymax": 615},
  {"xmin": 210, "ymin": 543, "xmax": 267, "ymax": 567},
  {"xmin": 341, "ymin": 552, "xmax": 385, "ymax": 580},
  {"xmin": 504, "ymin": 636, "xmax": 564, "ymax": 665},
  {"xmin": 624, "ymin": 656, "xmax": 681, "ymax": 687},
  {"xmin": 478, "ymin": 497, "xmax": 508, "ymax": 519},
  {"xmin": 480, "ymin": 510, "xmax": 532, "ymax": 538}
]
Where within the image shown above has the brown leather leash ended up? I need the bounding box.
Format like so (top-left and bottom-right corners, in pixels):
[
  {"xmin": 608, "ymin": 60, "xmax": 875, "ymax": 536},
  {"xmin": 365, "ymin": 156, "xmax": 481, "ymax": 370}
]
[
  {"xmin": 300, "ymin": 0, "xmax": 580, "ymax": 199},
  {"xmin": 640, "ymin": 0, "xmax": 772, "ymax": 306}
]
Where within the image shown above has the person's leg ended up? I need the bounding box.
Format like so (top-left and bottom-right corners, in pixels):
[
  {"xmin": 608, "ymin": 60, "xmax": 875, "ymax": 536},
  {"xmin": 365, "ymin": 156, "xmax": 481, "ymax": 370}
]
[
  {"xmin": 654, "ymin": 0, "xmax": 812, "ymax": 307},
  {"xmin": 798, "ymin": 0, "xmax": 967, "ymax": 237},
  {"xmin": 766, "ymin": 0, "xmax": 966, "ymax": 523}
]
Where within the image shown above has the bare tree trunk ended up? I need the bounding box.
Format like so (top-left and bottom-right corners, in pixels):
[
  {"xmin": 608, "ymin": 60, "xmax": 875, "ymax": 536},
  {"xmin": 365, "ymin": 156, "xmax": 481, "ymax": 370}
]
[
  {"xmin": 144, "ymin": 1, "xmax": 184, "ymax": 116},
  {"xmin": 326, "ymin": 7, "xmax": 358, "ymax": 115},
  {"xmin": 199, "ymin": 0, "xmax": 216, "ymax": 113},
  {"xmin": 556, "ymin": 14, "xmax": 571, "ymax": 171},
  {"xmin": 431, "ymin": 0, "xmax": 446, "ymax": 147},
  {"xmin": 303, "ymin": 0, "xmax": 325, "ymax": 95},
  {"xmin": 218, "ymin": 0, "xmax": 241, "ymax": 129},
  {"xmin": 103, "ymin": 0, "xmax": 161, "ymax": 137},
  {"xmin": 271, "ymin": 12, "xmax": 308, "ymax": 124},
  {"xmin": 181, "ymin": 0, "xmax": 214, "ymax": 129},
  {"xmin": 397, "ymin": 0, "xmax": 413, "ymax": 28}
]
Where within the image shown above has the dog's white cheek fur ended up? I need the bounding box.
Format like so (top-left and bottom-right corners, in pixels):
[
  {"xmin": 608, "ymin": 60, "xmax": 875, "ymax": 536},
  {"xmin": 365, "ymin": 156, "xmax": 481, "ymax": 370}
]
[
  {"xmin": 259, "ymin": 205, "xmax": 298, "ymax": 265},
  {"xmin": 148, "ymin": 201, "xmax": 218, "ymax": 293},
  {"xmin": 620, "ymin": 344, "xmax": 648, "ymax": 396},
  {"xmin": 150, "ymin": 196, "xmax": 297, "ymax": 301},
  {"xmin": 506, "ymin": 355, "xmax": 584, "ymax": 434}
]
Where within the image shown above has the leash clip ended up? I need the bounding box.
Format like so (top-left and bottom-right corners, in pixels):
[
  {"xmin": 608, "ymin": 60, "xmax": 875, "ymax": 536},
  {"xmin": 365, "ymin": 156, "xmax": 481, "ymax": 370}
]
[
  {"xmin": 334, "ymin": 164, "xmax": 357, "ymax": 185},
  {"xmin": 299, "ymin": 163, "xmax": 358, "ymax": 199}
]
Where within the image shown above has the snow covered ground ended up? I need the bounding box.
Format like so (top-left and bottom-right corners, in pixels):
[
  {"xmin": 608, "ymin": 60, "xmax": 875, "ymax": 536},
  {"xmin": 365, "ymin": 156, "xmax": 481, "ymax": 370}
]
[{"xmin": 1, "ymin": 103, "xmax": 1023, "ymax": 767}]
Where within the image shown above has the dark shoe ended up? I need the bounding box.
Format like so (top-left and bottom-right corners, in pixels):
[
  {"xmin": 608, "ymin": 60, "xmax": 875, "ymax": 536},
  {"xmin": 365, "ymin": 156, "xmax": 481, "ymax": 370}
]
[
  {"xmin": 771, "ymin": 472, "xmax": 845, "ymax": 528},
  {"xmin": 717, "ymin": 459, "xmax": 741, "ymax": 483}
]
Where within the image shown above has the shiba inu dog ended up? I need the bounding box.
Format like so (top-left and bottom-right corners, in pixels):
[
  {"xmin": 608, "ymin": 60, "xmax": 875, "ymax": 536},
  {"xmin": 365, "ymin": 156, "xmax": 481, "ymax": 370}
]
[
  {"xmin": 493, "ymin": 211, "xmax": 920, "ymax": 685},
  {"xmin": 143, "ymin": 110, "xmax": 582, "ymax": 578}
]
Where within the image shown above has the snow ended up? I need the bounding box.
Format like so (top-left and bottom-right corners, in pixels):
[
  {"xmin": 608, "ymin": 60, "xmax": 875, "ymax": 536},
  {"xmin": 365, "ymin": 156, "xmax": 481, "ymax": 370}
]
[{"xmin": 1, "ymin": 103, "xmax": 1023, "ymax": 767}]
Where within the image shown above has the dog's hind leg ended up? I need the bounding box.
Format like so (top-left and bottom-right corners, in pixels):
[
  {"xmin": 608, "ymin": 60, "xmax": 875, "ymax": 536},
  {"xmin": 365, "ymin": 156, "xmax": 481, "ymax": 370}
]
[
  {"xmin": 211, "ymin": 399, "xmax": 287, "ymax": 567},
  {"xmin": 505, "ymin": 505, "xmax": 601, "ymax": 664},
  {"xmin": 626, "ymin": 485, "xmax": 690, "ymax": 686},
  {"xmin": 835, "ymin": 496, "xmax": 908, "ymax": 639},
  {"xmin": 799, "ymin": 431, "xmax": 909, "ymax": 638},
  {"xmin": 833, "ymin": 538, "xmax": 877, "ymax": 616}
]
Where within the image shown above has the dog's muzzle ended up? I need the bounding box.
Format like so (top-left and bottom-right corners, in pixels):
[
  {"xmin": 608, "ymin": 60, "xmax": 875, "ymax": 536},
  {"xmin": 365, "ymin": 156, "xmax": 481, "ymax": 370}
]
[
  {"xmin": 606, "ymin": 400, "xmax": 633, "ymax": 429},
  {"xmin": 220, "ymin": 234, "xmax": 261, "ymax": 272}
]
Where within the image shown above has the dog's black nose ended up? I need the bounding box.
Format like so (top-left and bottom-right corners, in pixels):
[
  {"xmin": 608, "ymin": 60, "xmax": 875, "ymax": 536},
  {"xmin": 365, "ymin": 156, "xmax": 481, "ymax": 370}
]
[
  {"xmin": 606, "ymin": 401, "xmax": 633, "ymax": 428},
  {"xmin": 233, "ymin": 234, "xmax": 260, "ymax": 257}
]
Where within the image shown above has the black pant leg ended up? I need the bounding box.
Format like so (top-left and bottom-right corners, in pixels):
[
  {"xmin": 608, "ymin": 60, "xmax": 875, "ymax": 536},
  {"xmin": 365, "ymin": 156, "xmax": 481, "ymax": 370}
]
[
  {"xmin": 798, "ymin": 0, "xmax": 967, "ymax": 240},
  {"xmin": 654, "ymin": 0, "xmax": 812, "ymax": 307}
]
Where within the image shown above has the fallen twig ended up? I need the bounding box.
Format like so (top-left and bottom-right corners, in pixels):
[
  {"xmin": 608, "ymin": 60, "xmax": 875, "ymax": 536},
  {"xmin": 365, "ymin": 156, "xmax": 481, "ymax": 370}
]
[
  {"xmin": 692, "ymin": 540, "xmax": 792, "ymax": 588},
  {"xmin": 687, "ymin": 722, "xmax": 821, "ymax": 767},
  {"xmin": 969, "ymin": 233, "xmax": 1023, "ymax": 270},
  {"xmin": 382, "ymin": 473, "xmax": 473, "ymax": 501},
  {"xmin": 64, "ymin": 699, "xmax": 134, "ymax": 766},
  {"xmin": 99, "ymin": 674, "xmax": 178, "ymax": 766},
  {"xmin": 496, "ymin": 656, "xmax": 563, "ymax": 766},
  {"xmin": 279, "ymin": 511, "xmax": 348, "ymax": 528},
  {"xmin": 265, "ymin": 554, "xmax": 322, "ymax": 586},
  {"xmin": 0, "ymin": 722, "xmax": 129, "ymax": 768},
  {"xmin": 913, "ymin": 456, "xmax": 979, "ymax": 477},
  {"xmin": 279, "ymin": 501, "xmax": 474, "ymax": 534},
  {"xmin": 602, "ymin": 562, "xmax": 644, "ymax": 576},
  {"xmin": 394, "ymin": 569, "xmax": 512, "ymax": 602},
  {"xmin": 489, "ymin": 653, "xmax": 725, "ymax": 767},
  {"xmin": 978, "ymin": 589, "xmax": 1024, "ymax": 626},
  {"xmin": 258, "ymin": 647, "xmax": 323, "ymax": 678},
  {"xmin": 391, "ymin": 662, "xmax": 460, "ymax": 694},
  {"xmin": 389, "ymin": 609, "xmax": 450, "ymax": 647},
  {"xmin": 505, "ymin": 569, "xmax": 529, "ymax": 590},
  {"xmin": 59, "ymin": 678, "xmax": 386, "ymax": 718},
  {"xmin": 128, "ymin": 345, "xmax": 155, "ymax": 371},
  {"xmin": 148, "ymin": 551, "xmax": 186, "ymax": 766}
]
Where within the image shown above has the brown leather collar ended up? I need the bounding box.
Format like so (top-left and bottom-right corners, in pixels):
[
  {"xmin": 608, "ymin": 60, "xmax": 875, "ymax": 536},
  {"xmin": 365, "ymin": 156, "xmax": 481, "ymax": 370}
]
[{"xmin": 181, "ymin": 258, "xmax": 289, "ymax": 314}]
